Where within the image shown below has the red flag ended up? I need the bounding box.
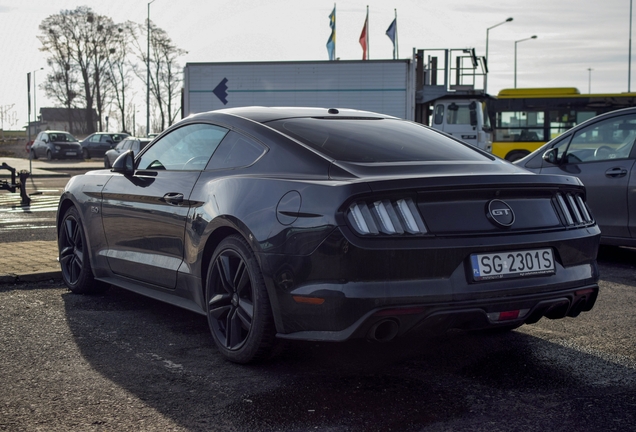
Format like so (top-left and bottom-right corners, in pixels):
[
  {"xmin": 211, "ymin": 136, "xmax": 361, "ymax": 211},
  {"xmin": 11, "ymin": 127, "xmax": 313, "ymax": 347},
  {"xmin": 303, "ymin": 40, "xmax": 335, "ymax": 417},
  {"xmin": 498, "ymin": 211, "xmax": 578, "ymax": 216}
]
[{"xmin": 359, "ymin": 10, "xmax": 368, "ymax": 60}]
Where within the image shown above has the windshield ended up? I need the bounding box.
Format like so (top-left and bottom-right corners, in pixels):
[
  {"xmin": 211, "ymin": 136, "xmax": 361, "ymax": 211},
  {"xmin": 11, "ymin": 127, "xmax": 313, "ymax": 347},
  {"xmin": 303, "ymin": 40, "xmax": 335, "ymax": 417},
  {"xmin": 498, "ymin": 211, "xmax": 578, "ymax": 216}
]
[
  {"xmin": 266, "ymin": 118, "xmax": 488, "ymax": 163},
  {"xmin": 49, "ymin": 133, "xmax": 78, "ymax": 142}
]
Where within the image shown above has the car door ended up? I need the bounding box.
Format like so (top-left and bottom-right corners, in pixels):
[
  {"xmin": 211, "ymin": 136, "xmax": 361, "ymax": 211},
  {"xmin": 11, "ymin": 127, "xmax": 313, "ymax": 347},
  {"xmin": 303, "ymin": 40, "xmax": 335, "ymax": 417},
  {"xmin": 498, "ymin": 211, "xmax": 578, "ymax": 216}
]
[
  {"xmin": 100, "ymin": 123, "xmax": 229, "ymax": 288},
  {"xmin": 35, "ymin": 132, "xmax": 48, "ymax": 158},
  {"xmin": 538, "ymin": 113, "xmax": 636, "ymax": 240}
]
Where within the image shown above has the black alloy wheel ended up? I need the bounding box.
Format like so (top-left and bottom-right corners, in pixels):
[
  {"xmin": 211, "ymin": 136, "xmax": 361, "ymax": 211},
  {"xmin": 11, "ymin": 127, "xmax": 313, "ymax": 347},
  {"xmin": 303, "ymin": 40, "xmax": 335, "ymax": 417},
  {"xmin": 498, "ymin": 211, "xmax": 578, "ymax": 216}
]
[
  {"xmin": 206, "ymin": 235, "xmax": 276, "ymax": 363},
  {"xmin": 58, "ymin": 207, "xmax": 108, "ymax": 294}
]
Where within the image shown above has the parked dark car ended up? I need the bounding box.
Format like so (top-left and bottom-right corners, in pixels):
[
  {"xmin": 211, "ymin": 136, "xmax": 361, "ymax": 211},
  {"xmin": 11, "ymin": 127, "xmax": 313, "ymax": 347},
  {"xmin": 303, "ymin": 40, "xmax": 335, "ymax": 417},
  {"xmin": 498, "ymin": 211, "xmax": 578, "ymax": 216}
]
[
  {"xmin": 30, "ymin": 130, "xmax": 82, "ymax": 160},
  {"xmin": 57, "ymin": 107, "xmax": 600, "ymax": 363},
  {"xmin": 515, "ymin": 107, "xmax": 636, "ymax": 247},
  {"xmin": 104, "ymin": 137, "xmax": 151, "ymax": 168},
  {"xmin": 80, "ymin": 132, "xmax": 129, "ymax": 159}
]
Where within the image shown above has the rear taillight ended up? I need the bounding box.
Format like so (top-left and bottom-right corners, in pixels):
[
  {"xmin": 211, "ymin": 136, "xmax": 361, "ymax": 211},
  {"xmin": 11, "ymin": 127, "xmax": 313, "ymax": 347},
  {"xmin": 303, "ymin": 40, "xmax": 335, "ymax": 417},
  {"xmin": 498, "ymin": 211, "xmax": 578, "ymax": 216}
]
[
  {"xmin": 555, "ymin": 192, "xmax": 594, "ymax": 227},
  {"xmin": 346, "ymin": 198, "xmax": 427, "ymax": 236}
]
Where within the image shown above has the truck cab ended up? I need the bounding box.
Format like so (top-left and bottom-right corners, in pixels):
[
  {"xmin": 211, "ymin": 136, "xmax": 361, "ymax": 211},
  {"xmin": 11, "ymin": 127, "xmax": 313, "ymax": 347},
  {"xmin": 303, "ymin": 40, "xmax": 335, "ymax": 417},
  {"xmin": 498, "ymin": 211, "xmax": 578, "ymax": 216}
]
[{"xmin": 431, "ymin": 99, "xmax": 492, "ymax": 152}]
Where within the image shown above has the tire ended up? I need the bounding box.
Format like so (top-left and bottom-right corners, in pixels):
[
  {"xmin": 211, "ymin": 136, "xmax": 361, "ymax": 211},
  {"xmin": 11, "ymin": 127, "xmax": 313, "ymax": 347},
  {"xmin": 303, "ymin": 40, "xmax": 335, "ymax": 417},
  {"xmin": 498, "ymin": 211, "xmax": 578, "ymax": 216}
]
[
  {"xmin": 58, "ymin": 206, "xmax": 109, "ymax": 294},
  {"xmin": 205, "ymin": 235, "xmax": 276, "ymax": 363},
  {"xmin": 505, "ymin": 151, "xmax": 530, "ymax": 162},
  {"xmin": 30, "ymin": 149, "xmax": 37, "ymax": 160},
  {"xmin": 46, "ymin": 150, "xmax": 53, "ymax": 161},
  {"xmin": 104, "ymin": 156, "xmax": 111, "ymax": 168},
  {"xmin": 83, "ymin": 148, "xmax": 90, "ymax": 159}
]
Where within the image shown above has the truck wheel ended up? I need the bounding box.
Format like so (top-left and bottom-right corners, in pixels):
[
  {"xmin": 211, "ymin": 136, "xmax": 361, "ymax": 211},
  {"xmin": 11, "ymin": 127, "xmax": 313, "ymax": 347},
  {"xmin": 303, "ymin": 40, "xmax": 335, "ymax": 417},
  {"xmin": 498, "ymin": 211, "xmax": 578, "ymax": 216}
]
[
  {"xmin": 58, "ymin": 206, "xmax": 109, "ymax": 294},
  {"xmin": 205, "ymin": 235, "xmax": 276, "ymax": 363}
]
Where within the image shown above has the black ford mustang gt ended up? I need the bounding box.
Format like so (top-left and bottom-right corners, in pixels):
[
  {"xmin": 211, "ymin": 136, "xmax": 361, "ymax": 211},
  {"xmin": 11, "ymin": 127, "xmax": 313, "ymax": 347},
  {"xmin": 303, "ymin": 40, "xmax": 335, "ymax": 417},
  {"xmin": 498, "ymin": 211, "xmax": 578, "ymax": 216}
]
[{"xmin": 57, "ymin": 107, "xmax": 600, "ymax": 363}]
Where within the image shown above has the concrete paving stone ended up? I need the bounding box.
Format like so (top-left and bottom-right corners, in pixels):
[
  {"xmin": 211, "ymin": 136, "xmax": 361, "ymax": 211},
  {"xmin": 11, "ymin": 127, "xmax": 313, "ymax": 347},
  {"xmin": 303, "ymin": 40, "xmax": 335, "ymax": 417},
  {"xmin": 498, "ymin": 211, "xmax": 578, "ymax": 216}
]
[{"xmin": 0, "ymin": 240, "xmax": 61, "ymax": 283}]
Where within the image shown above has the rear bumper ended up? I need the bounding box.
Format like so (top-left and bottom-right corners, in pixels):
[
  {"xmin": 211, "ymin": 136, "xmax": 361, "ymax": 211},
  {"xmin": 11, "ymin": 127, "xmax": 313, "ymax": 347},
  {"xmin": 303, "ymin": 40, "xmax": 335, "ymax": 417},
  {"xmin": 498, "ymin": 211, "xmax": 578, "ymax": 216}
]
[
  {"xmin": 263, "ymin": 226, "xmax": 600, "ymax": 340},
  {"xmin": 277, "ymin": 282, "xmax": 599, "ymax": 342}
]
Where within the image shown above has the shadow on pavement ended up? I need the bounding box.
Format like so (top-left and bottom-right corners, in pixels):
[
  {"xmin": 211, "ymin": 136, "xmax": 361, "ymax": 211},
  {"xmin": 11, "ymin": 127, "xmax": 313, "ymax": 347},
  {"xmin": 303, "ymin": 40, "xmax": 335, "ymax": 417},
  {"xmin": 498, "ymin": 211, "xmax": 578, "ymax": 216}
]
[{"xmin": 61, "ymin": 284, "xmax": 636, "ymax": 431}]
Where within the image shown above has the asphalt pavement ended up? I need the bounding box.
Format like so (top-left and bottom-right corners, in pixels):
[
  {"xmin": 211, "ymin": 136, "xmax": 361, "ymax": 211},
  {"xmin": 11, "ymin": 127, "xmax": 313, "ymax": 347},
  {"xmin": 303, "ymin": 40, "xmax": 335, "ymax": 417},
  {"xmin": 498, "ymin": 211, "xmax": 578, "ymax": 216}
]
[{"xmin": 0, "ymin": 157, "xmax": 103, "ymax": 284}]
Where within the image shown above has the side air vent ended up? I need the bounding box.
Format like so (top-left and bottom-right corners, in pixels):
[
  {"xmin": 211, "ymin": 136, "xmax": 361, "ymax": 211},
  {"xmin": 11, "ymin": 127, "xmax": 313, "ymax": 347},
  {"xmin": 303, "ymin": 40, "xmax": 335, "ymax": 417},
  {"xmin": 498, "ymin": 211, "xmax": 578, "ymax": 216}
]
[
  {"xmin": 555, "ymin": 192, "xmax": 594, "ymax": 227},
  {"xmin": 346, "ymin": 198, "xmax": 428, "ymax": 236}
]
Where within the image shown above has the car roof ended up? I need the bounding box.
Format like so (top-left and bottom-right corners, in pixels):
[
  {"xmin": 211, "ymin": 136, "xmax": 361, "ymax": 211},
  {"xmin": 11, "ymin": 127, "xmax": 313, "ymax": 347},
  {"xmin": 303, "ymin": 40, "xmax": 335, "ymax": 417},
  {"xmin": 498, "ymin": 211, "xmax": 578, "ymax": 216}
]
[{"xmin": 188, "ymin": 106, "xmax": 393, "ymax": 124}]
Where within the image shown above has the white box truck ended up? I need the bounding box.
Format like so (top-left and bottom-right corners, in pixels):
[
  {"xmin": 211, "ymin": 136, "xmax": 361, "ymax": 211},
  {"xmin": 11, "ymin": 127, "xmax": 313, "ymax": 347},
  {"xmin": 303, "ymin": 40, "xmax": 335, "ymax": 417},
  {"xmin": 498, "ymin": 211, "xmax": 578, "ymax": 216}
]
[
  {"xmin": 183, "ymin": 59, "xmax": 416, "ymax": 121},
  {"xmin": 181, "ymin": 49, "xmax": 493, "ymax": 152}
]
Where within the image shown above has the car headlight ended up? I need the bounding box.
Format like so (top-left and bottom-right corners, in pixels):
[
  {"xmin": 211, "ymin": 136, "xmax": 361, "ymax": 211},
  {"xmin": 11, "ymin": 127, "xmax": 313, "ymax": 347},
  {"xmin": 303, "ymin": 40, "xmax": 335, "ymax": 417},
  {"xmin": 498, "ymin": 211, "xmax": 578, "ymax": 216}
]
[{"xmin": 346, "ymin": 198, "xmax": 428, "ymax": 235}]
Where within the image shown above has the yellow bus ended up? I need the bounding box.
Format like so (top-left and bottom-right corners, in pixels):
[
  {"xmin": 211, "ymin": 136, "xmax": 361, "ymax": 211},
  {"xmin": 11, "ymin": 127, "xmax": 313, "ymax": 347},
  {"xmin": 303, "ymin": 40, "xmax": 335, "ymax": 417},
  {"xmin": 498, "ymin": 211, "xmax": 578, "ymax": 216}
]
[{"xmin": 490, "ymin": 87, "xmax": 636, "ymax": 161}]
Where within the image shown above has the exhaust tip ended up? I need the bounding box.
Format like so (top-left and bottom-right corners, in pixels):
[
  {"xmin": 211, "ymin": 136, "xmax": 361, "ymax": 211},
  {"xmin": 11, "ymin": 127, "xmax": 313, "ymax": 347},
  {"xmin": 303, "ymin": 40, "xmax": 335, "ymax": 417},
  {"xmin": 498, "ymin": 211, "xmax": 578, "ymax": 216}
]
[
  {"xmin": 567, "ymin": 299, "xmax": 586, "ymax": 318},
  {"xmin": 367, "ymin": 319, "xmax": 399, "ymax": 342}
]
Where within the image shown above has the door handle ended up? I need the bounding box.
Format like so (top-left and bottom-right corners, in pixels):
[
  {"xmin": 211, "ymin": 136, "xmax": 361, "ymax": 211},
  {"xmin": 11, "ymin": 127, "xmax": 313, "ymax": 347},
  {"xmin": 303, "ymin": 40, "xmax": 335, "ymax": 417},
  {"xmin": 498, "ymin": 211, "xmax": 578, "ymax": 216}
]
[
  {"xmin": 605, "ymin": 167, "xmax": 628, "ymax": 178},
  {"xmin": 162, "ymin": 192, "xmax": 184, "ymax": 205}
]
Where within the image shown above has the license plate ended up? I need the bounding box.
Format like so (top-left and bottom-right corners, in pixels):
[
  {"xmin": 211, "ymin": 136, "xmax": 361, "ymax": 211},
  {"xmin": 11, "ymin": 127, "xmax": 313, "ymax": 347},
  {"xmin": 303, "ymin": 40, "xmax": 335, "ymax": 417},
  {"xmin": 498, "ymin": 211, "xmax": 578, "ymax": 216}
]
[
  {"xmin": 66, "ymin": 152, "xmax": 77, "ymax": 156},
  {"xmin": 470, "ymin": 248, "xmax": 555, "ymax": 281}
]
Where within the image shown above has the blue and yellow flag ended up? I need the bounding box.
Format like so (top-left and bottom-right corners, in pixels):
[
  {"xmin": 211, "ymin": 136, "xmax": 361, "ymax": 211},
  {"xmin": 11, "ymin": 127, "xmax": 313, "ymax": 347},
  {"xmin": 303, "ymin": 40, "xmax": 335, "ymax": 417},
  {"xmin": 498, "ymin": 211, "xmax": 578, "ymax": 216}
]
[{"xmin": 326, "ymin": 5, "xmax": 336, "ymax": 61}]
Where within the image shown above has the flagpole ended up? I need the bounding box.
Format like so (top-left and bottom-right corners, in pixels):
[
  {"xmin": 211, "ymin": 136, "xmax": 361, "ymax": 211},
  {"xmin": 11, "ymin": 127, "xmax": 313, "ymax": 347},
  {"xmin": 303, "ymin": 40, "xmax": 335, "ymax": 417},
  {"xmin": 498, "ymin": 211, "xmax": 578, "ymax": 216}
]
[
  {"xmin": 367, "ymin": 5, "xmax": 370, "ymax": 59},
  {"xmin": 394, "ymin": 9, "xmax": 398, "ymax": 59}
]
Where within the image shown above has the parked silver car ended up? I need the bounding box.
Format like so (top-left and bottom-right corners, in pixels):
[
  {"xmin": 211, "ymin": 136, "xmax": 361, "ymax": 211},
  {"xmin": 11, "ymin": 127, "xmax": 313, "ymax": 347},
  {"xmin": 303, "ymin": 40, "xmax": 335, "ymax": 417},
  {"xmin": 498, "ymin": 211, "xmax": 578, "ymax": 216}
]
[
  {"xmin": 104, "ymin": 137, "xmax": 151, "ymax": 168},
  {"xmin": 515, "ymin": 107, "xmax": 636, "ymax": 247}
]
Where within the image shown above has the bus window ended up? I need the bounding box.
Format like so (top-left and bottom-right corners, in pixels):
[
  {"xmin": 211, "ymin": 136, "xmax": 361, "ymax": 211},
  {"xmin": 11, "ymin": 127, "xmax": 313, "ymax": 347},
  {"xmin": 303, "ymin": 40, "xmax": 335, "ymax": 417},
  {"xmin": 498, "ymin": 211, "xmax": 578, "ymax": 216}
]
[
  {"xmin": 495, "ymin": 111, "xmax": 544, "ymax": 142},
  {"xmin": 576, "ymin": 111, "xmax": 596, "ymax": 123},
  {"xmin": 549, "ymin": 110, "xmax": 578, "ymax": 139}
]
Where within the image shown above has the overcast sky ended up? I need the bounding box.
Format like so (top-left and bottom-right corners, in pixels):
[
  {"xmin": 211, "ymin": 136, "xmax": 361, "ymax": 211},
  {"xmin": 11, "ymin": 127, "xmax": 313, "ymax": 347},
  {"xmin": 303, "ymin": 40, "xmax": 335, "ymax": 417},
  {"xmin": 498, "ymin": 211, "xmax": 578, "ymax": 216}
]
[{"xmin": 0, "ymin": 0, "xmax": 633, "ymax": 130}]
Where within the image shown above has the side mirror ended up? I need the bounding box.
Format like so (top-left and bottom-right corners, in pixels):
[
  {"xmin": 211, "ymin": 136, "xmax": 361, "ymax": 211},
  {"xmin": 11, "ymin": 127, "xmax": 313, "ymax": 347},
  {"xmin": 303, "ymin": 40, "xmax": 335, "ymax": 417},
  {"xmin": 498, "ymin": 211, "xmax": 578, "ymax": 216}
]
[
  {"xmin": 468, "ymin": 101, "xmax": 477, "ymax": 126},
  {"xmin": 111, "ymin": 150, "xmax": 135, "ymax": 175},
  {"xmin": 542, "ymin": 148, "xmax": 560, "ymax": 165}
]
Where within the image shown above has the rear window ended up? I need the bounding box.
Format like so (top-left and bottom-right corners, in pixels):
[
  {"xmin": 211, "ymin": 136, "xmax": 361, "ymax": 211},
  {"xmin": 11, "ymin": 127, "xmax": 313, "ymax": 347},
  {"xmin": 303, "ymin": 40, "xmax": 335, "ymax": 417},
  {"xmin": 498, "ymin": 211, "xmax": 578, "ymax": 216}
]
[{"xmin": 266, "ymin": 118, "xmax": 487, "ymax": 162}]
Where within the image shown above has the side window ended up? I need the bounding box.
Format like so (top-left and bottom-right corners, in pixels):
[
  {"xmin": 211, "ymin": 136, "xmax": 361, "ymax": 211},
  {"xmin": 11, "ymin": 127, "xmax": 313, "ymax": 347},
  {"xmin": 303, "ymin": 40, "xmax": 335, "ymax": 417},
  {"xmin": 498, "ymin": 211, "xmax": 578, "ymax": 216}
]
[
  {"xmin": 545, "ymin": 134, "xmax": 572, "ymax": 163},
  {"xmin": 207, "ymin": 131, "xmax": 266, "ymax": 170},
  {"xmin": 114, "ymin": 140, "xmax": 127, "ymax": 150},
  {"xmin": 90, "ymin": 135, "xmax": 100, "ymax": 142},
  {"xmin": 122, "ymin": 140, "xmax": 133, "ymax": 150},
  {"xmin": 100, "ymin": 135, "xmax": 112, "ymax": 142},
  {"xmin": 567, "ymin": 115, "xmax": 636, "ymax": 163},
  {"xmin": 433, "ymin": 104, "xmax": 444, "ymax": 125},
  {"xmin": 137, "ymin": 123, "xmax": 229, "ymax": 171}
]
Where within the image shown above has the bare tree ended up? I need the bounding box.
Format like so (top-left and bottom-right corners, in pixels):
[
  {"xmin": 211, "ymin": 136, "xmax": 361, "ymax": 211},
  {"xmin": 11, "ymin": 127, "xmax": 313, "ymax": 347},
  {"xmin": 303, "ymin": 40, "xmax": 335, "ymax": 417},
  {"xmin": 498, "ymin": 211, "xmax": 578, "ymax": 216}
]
[
  {"xmin": 39, "ymin": 21, "xmax": 81, "ymax": 133},
  {"xmin": 38, "ymin": 7, "xmax": 119, "ymax": 134},
  {"xmin": 132, "ymin": 20, "xmax": 186, "ymax": 132},
  {"xmin": 106, "ymin": 21, "xmax": 136, "ymax": 133}
]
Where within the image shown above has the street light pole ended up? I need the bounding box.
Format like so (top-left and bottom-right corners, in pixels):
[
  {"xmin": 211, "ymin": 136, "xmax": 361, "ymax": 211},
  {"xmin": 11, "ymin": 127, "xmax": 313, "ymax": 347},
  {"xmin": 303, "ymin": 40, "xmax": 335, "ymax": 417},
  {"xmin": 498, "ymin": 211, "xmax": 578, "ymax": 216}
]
[
  {"xmin": 485, "ymin": 17, "xmax": 513, "ymax": 93},
  {"xmin": 514, "ymin": 35, "xmax": 537, "ymax": 88},
  {"xmin": 588, "ymin": 68, "xmax": 593, "ymax": 93},
  {"xmin": 146, "ymin": 0, "xmax": 155, "ymax": 137},
  {"xmin": 32, "ymin": 67, "xmax": 43, "ymax": 131},
  {"xmin": 630, "ymin": 0, "xmax": 633, "ymax": 92}
]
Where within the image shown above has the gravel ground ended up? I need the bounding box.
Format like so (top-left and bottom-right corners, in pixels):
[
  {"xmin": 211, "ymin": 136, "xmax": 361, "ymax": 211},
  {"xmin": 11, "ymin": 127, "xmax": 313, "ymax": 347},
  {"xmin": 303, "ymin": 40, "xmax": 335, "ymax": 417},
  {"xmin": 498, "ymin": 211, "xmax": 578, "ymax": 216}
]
[{"xmin": 1, "ymin": 249, "xmax": 635, "ymax": 432}]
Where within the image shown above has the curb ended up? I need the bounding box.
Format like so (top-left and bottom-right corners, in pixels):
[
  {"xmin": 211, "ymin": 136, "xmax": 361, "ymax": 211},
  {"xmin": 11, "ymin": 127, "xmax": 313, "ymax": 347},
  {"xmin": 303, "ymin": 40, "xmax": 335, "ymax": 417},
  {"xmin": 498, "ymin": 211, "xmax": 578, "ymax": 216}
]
[{"xmin": 0, "ymin": 271, "xmax": 62, "ymax": 284}]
